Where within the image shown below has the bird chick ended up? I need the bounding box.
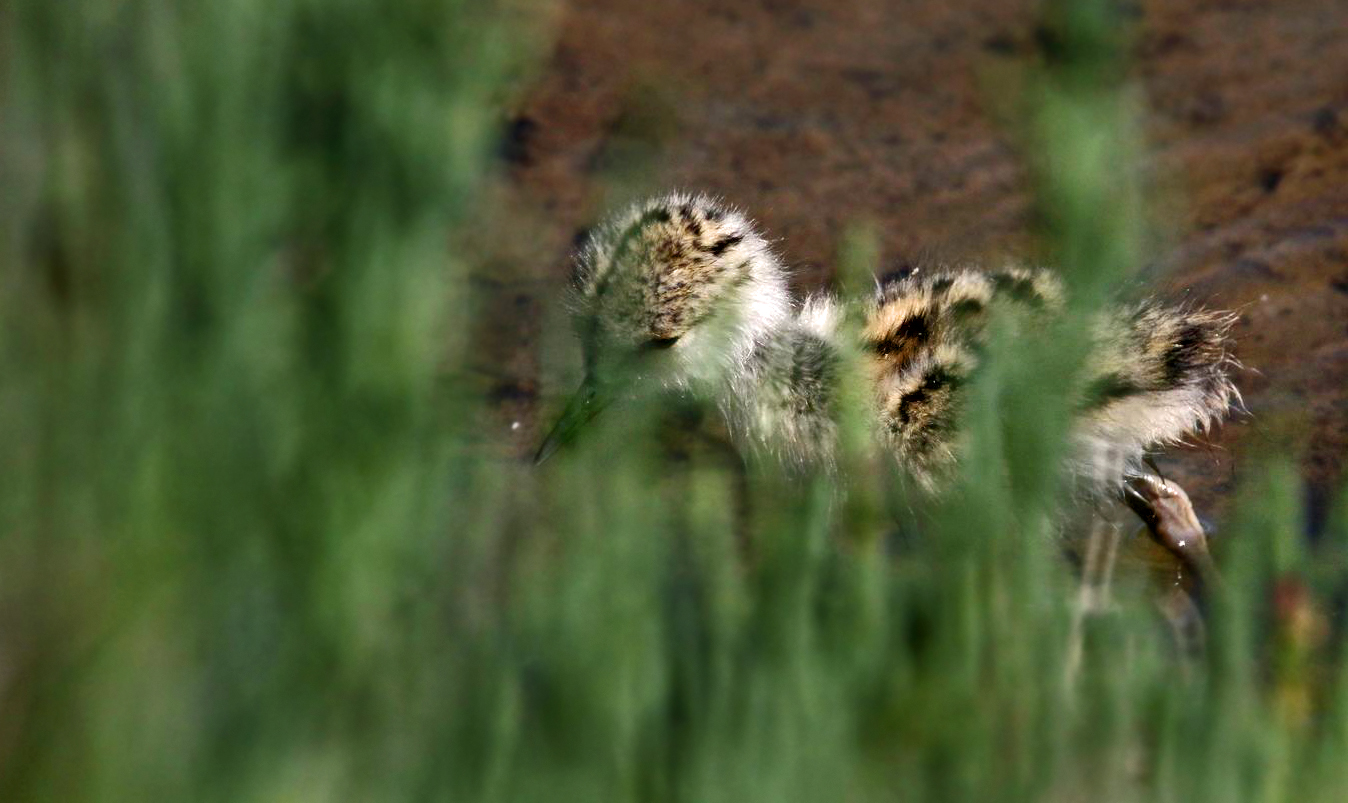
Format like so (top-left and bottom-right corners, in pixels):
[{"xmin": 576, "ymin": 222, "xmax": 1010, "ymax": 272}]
[
  {"xmin": 538, "ymin": 193, "xmax": 1238, "ymax": 502},
  {"xmin": 536, "ymin": 193, "xmax": 1240, "ymax": 664}
]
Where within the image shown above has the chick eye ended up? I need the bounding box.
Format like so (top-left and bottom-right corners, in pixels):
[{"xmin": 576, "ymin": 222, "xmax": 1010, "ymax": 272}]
[{"xmin": 645, "ymin": 336, "xmax": 679, "ymax": 351}]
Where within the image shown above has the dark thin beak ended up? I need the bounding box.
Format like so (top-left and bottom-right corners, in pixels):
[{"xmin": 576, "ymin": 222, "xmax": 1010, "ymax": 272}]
[{"xmin": 533, "ymin": 376, "xmax": 610, "ymax": 465}]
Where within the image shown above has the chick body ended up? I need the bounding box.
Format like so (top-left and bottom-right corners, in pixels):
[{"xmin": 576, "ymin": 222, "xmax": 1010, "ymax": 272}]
[{"xmin": 548, "ymin": 192, "xmax": 1238, "ymax": 499}]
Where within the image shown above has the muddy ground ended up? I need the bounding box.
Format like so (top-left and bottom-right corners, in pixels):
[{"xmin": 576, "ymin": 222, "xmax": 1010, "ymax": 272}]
[{"xmin": 472, "ymin": 0, "xmax": 1348, "ymax": 529}]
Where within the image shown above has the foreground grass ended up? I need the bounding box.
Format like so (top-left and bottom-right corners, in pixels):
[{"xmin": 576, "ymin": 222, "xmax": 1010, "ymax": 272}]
[{"xmin": 1, "ymin": 1, "xmax": 1345, "ymax": 801}]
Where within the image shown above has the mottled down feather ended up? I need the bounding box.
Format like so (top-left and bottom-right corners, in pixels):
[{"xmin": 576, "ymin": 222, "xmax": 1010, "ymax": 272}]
[{"xmin": 861, "ymin": 266, "xmax": 1236, "ymax": 490}]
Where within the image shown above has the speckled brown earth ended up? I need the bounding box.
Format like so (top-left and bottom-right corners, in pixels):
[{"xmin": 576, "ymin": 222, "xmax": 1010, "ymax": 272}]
[{"xmin": 472, "ymin": 0, "xmax": 1348, "ymax": 529}]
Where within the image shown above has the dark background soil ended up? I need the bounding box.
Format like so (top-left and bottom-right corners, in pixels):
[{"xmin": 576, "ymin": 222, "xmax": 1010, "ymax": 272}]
[{"xmin": 472, "ymin": 0, "xmax": 1348, "ymax": 528}]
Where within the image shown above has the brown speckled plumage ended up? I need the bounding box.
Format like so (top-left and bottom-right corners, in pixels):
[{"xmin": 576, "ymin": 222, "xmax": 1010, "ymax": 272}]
[
  {"xmin": 861, "ymin": 266, "xmax": 1063, "ymax": 486},
  {"xmin": 861, "ymin": 266, "xmax": 1237, "ymax": 490},
  {"xmin": 573, "ymin": 194, "xmax": 767, "ymax": 348}
]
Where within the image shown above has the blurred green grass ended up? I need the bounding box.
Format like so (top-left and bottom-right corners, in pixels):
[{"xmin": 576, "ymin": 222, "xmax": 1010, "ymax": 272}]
[{"xmin": 1, "ymin": 1, "xmax": 1346, "ymax": 801}]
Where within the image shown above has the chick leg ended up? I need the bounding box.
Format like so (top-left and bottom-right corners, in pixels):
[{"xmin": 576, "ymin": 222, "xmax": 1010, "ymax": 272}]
[{"xmin": 1065, "ymin": 504, "xmax": 1129, "ymax": 686}]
